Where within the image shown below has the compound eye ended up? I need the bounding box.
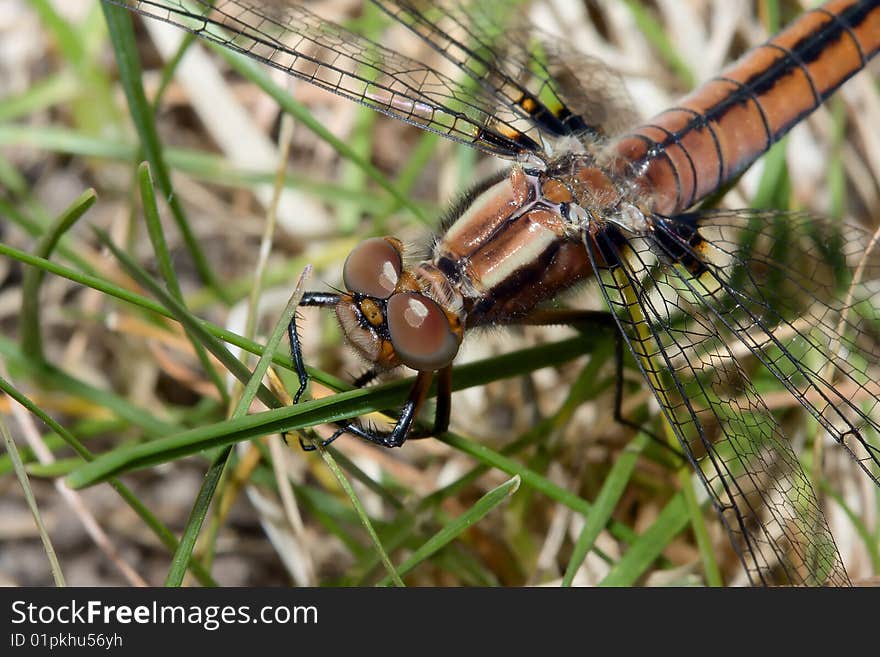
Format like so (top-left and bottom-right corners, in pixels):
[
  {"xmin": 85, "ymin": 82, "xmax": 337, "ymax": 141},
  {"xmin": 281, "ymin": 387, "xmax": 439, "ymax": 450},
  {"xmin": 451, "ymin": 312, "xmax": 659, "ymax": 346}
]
[
  {"xmin": 387, "ymin": 293, "xmax": 460, "ymax": 371},
  {"xmin": 343, "ymin": 237, "xmax": 402, "ymax": 299}
]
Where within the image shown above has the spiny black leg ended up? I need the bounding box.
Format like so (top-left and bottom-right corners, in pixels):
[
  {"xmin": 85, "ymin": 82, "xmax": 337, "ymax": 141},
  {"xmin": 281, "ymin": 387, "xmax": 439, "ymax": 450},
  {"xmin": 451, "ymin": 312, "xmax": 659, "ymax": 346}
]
[
  {"xmin": 432, "ymin": 365, "xmax": 452, "ymax": 435},
  {"xmin": 288, "ymin": 291, "xmax": 340, "ymax": 404},
  {"xmin": 284, "ymin": 291, "xmax": 340, "ymax": 449},
  {"xmin": 301, "ymin": 370, "xmax": 435, "ymax": 450},
  {"xmin": 404, "ymin": 364, "xmax": 453, "ymax": 442},
  {"xmin": 607, "ymin": 325, "xmax": 681, "ymax": 459},
  {"xmin": 353, "ymin": 366, "xmax": 383, "ymax": 388},
  {"xmin": 518, "ymin": 308, "xmax": 616, "ymax": 329},
  {"xmin": 517, "ymin": 307, "xmax": 681, "ymax": 457}
]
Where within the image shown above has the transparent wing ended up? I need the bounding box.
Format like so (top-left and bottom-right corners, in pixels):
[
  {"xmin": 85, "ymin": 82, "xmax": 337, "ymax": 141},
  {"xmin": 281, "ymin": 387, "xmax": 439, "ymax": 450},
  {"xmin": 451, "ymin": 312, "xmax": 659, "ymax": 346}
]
[
  {"xmin": 586, "ymin": 208, "xmax": 880, "ymax": 585},
  {"xmin": 107, "ymin": 0, "xmax": 638, "ymax": 158},
  {"xmin": 661, "ymin": 210, "xmax": 880, "ymax": 479},
  {"xmin": 106, "ymin": 0, "xmax": 544, "ymax": 158},
  {"xmin": 374, "ymin": 0, "xmax": 639, "ymax": 144}
]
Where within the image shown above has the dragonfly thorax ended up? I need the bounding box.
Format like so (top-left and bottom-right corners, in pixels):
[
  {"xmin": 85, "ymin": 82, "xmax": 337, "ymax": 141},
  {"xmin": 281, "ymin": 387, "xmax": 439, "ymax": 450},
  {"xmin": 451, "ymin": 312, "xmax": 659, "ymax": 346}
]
[{"xmin": 429, "ymin": 166, "xmax": 598, "ymax": 326}]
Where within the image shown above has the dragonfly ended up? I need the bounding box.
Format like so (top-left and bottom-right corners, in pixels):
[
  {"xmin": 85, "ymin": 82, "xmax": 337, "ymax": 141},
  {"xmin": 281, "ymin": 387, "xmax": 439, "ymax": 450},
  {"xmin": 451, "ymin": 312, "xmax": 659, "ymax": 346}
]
[{"xmin": 104, "ymin": 0, "xmax": 880, "ymax": 586}]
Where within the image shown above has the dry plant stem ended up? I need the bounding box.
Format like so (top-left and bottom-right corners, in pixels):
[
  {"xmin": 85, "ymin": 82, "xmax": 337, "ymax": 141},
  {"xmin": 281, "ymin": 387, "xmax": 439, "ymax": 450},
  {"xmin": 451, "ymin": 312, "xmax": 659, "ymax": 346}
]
[
  {"xmin": 267, "ymin": 434, "xmax": 315, "ymax": 585},
  {"xmin": 201, "ymin": 111, "xmax": 316, "ymax": 581},
  {"xmin": 248, "ymin": 111, "xmax": 314, "ymax": 584},
  {"xmin": 244, "ymin": 113, "xmax": 295, "ymax": 344}
]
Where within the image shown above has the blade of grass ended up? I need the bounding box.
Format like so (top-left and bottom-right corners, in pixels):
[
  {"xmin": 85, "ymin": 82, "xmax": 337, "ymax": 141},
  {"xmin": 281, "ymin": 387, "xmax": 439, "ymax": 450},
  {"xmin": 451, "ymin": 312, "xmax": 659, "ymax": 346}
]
[
  {"xmin": 30, "ymin": 0, "xmax": 117, "ymax": 132},
  {"xmin": 4, "ymin": 240, "xmax": 585, "ymax": 395},
  {"xmin": 438, "ymin": 431, "xmax": 641, "ymax": 546},
  {"xmin": 235, "ymin": 272, "xmax": 310, "ymax": 420},
  {"xmin": 200, "ymin": 112, "xmax": 298, "ymax": 571},
  {"xmin": 336, "ymin": 3, "xmax": 382, "ymax": 233},
  {"xmin": 137, "ymin": 162, "xmax": 229, "ymax": 405},
  {"xmin": 25, "ymin": 458, "xmax": 85, "ymax": 478},
  {"xmin": 562, "ymin": 431, "xmax": 650, "ymax": 586},
  {"xmin": 0, "ymin": 433, "xmax": 66, "ymax": 476},
  {"xmin": 414, "ymin": 344, "xmax": 614, "ymax": 511},
  {"xmin": 164, "ymin": 270, "xmax": 309, "ymax": 586},
  {"xmin": 20, "ymin": 188, "xmax": 96, "ymax": 362},
  {"xmin": 0, "ymin": 72, "xmax": 80, "ymax": 123},
  {"xmin": 287, "ymin": 479, "xmax": 378, "ymax": 557},
  {"xmin": 377, "ymin": 475, "xmax": 520, "ymax": 586},
  {"xmin": 821, "ymin": 480, "xmax": 880, "ymax": 573},
  {"xmin": 375, "ymin": 131, "xmax": 440, "ymax": 229},
  {"xmin": 307, "ymin": 440, "xmax": 405, "ymax": 587},
  {"xmin": 164, "ymin": 445, "xmax": 232, "ymax": 586},
  {"xmin": 0, "ymin": 196, "xmax": 97, "ymax": 275},
  {"xmin": 0, "ymin": 152, "xmax": 30, "ymax": 197},
  {"xmin": 242, "ymin": 113, "xmax": 294, "ymax": 348},
  {"xmin": 64, "ymin": 334, "xmax": 598, "ymax": 487},
  {"xmin": 151, "ymin": 31, "xmax": 199, "ymax": 110},
  {"xmin": 677, "ymin": 459, "xmax": 722, "ymax": 586},
  {"xmin": 0, "ymin": 375, "xmax": 217, "ymax": 586},
  {"xmin": 326, "ymin": 447, "xmax": 405, "ymax": 511},
  {"xmin": 101, "ymin": 3, "xmax": 227, "ymax": 299},
  {"xmin": 1, "ymin": 418, "xmax": 66, "ymax": 586},
  {"xmin": 621, "ymin": 0, "xmax": 694, "ymax": 88},
  {"xmin": 0, "ymin": 125, "xmax": 438, "ymax": 218},
  {"xmin": 598, "ymin": 492, "xmax": 689, "ymax": 586},
  {"xmin": 750, "ymin": 138, "xmax": 790, "ymax": 210},
  {"xmin": 346, "ymin": 363, "xmax": 628, "ymax": 584}
]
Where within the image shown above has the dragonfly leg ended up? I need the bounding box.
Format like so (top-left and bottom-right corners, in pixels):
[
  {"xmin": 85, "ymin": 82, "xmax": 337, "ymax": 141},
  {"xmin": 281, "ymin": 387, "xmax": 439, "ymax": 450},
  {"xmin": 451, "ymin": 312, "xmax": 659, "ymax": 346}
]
[
  {"xmin": 517, "ymin": 308, "xmax": 682, "ymax": 457},
  {"xmin": 283, "ymin": 291, "xmax": 340, "ymax": 449},
  {"xmin": 430, "ymin": 364, "xmax": 452, "ymax": 437},
  {"xmin": 300, "ymin": 370, "xmax": 437, "ymax": 450},
  {"xmin": 607, "ymin": 326, "xmax": 683, "ymax": 460},
  {"xmin": 353, "ymin": 366, "xmax": 382, "ymax": 388},
  {"xmin": 288, "ymin": 291, "xmax": 341, "ymax": 404}
]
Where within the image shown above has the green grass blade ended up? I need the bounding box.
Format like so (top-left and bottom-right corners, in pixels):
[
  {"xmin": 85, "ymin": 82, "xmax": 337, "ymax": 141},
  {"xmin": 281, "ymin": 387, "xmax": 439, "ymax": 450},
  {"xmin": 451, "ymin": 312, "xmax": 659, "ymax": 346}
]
[
  {"xmin": 64, "ymin": 336, "xmax": 601, "ymax": 488},
  {"xmin": 678, "ymin": 465, "xmax": 722, "ymax": 586},
  {"xmin": 326, "ymin": 447, "xmax": 405, "ymax": 511},
  {"xmin": 164, "ymin": 445, "xmax": 232, "ymax": 586},
  {"xmin": 0, "ymin": 72, "xmax": 79, "ymax": 123},
  {"xmin": 599, "ymin": 493, "xmax": 689, "ymax": 586},
  {"xmin": 0, "ymin": 375, "xmax": 217, "ymax": 586},
  {"xmin": 1, "ymin": 418, "xmax": 66, "ymax": 586},
  {"xmin": 622, "ymin": 1, "xmax": 694, "ymax": 88},
  {"xmin": 821, "ymin": 481, "xmax": 880, "ymax": 573},
  {"xmin": 562, "ymin": 432, "xmax": 650, "ymax": 586},
  {"xmin": 20, "ymin": 188, "xmax": 96, "ymax": 362},
  {"xmin": 234, "ymin": 271, "xmax": 310, "ymax": 421},
  {"xmin": 0, "ymin": 125, "xmax": 435, "ymax": 218},
  {"xmin": 309, "ymin": 442, "xmax": 405, "ymax": 587},
  {"xmin": 378, "ymin": 475, "xmax": 521, "ymax": 586},
  {"xmin": 101, "ymin": 3, "xmax": 226, "ymax": 299},
  {"xmin": 137, "ymin": 162, "xmax": 229, "ymax": 405},
  {"xmin": 439, "ymin": 431, "xmax": 640, "ymax": 546},
  {"xmin": 151, "ymin": 272, "xmax": 310, "ymax": 586},
  {"xmin": 0, "ymin": 194, "xmax": 97, "ymax": 275}
]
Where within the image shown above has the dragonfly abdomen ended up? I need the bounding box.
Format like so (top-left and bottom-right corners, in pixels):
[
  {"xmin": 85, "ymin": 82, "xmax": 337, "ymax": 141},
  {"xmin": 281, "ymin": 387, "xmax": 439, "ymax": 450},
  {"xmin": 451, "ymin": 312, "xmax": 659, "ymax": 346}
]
[{"xmin": 616, "ymin": 0, "xmax": 879, "ymax": 216}]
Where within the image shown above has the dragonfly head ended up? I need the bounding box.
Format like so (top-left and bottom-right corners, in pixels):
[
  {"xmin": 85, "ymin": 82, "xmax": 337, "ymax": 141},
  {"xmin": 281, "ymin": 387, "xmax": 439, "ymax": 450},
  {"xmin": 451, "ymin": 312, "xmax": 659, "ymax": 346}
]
[{"xmin": 335, "ymin": 237, "xmax": 464, "ymax": 372}]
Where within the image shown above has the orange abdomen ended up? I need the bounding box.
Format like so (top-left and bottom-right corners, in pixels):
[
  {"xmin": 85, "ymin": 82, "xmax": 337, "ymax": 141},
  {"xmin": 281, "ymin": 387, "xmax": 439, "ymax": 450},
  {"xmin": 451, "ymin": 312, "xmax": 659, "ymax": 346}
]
[{"xmin": 616, "ymin": 0, "xmax": 879, "ymax": 216}]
